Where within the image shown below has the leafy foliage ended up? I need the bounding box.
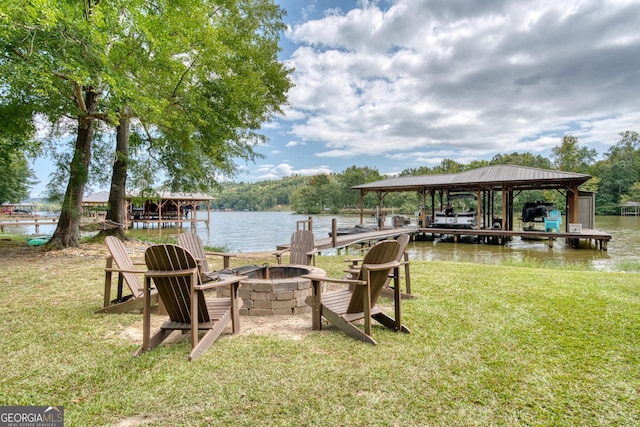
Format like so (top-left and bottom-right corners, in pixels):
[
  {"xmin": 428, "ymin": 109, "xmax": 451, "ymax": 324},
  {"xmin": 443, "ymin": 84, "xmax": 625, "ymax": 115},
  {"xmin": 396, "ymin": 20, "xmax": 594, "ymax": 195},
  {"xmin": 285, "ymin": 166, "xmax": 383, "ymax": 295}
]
[{"xmin": 1, "ymin": 0, "xmax": 292, "ymax": 246}]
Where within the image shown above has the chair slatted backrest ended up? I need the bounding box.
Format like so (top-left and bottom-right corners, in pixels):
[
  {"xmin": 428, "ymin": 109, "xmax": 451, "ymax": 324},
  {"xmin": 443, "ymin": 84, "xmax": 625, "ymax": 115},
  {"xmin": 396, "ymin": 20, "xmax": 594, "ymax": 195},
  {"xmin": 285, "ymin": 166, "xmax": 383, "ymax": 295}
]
[
  {"xmin": 347, "ymin": 240, "xmax": 400, "ymax": 314},
  {"xmin": 395, "ymin": 234, "xmax": 410, "ymax": 262},
  {"xmin": 177, "ymin": 233, "xmax": 210, "ymax": 273},
  {"xmin": 289, "ymin": 230, "xmax": 315, "ymax": 265},
  {"xmin": 145, "ymin": 244, "xmax": 210, "ymax": 324},
  {"xmin": 105, "ymin": 236, "xmax": 143, "ymax": 298}
]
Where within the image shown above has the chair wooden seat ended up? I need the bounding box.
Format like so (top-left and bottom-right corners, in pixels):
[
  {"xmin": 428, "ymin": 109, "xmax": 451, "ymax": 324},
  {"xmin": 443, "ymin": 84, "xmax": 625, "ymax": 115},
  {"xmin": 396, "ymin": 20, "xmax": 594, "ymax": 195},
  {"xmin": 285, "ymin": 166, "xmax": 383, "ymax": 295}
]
[
  {"xmin": 304, "ymin": 240, "xmax": 410, "ymax": 345},
  {"xmin": 134, "ymin": 244, "xmax": 245, "ymax": 361}
]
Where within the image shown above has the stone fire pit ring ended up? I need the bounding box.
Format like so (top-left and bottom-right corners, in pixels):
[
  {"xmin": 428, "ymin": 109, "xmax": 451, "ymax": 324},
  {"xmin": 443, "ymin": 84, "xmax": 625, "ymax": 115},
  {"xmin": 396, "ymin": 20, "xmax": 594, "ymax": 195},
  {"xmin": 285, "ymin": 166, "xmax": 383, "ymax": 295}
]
[{"xmin": 216, "ymin": 264, "xmax": 326, "ymax": 316}]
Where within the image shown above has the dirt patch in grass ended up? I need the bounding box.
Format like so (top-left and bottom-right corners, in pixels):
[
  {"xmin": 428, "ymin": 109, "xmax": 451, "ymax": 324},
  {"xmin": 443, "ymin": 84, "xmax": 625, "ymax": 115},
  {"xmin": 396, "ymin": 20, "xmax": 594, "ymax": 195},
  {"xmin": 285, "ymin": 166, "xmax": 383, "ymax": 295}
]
[{"xmin": 113, "ymin": 311, "xmax": 314, "ymax": 345}]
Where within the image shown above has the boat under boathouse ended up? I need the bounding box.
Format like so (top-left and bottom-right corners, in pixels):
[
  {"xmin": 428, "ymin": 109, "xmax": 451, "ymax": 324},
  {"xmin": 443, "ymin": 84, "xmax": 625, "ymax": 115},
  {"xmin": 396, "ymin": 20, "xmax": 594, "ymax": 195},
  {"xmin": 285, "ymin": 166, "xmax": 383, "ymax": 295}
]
[{"xmin": 351, "ymin": 165, "xmax": 611, "ymax": 250}]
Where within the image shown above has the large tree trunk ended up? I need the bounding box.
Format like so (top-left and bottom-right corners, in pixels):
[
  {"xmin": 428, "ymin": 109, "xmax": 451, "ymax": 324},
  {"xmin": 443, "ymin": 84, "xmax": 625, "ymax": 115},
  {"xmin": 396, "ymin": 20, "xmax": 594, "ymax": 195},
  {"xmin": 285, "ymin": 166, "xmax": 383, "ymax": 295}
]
[
  {"xmin": 48, "ymin": 88, "xmax": 98, "ymax": 249},
  {"xmin": 98, "ymin": 114, "xmax": 129, "ymax": 240}
]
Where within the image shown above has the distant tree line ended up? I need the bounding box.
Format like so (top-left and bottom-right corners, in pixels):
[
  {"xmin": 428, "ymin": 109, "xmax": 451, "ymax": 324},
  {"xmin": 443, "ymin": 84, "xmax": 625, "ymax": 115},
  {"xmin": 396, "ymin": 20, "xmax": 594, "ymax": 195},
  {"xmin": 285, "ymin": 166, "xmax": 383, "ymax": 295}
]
[
  {"xmin": 211, "ymin": 132, "xmax": 640, "ymax": 216},
  {"xmin": 3, "ymin": 131, "xmax": 638, "ymax": 217}
]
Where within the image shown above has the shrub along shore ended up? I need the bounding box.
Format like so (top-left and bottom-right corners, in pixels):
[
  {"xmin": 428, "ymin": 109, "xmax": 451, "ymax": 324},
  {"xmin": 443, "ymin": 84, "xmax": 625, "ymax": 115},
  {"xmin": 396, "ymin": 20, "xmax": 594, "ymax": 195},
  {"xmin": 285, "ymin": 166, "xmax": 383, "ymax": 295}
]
[{"xmin": 0, "ymin": 236, "xmax": 638, "ymax": 426}]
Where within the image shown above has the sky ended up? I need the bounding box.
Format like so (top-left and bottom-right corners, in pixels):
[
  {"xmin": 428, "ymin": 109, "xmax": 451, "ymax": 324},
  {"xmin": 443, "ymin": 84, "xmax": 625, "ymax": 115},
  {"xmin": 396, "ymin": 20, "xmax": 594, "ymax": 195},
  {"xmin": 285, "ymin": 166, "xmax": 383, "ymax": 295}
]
[{"xmin": 29, "ymin": 0, "xmax": 640, "ymax": 196}]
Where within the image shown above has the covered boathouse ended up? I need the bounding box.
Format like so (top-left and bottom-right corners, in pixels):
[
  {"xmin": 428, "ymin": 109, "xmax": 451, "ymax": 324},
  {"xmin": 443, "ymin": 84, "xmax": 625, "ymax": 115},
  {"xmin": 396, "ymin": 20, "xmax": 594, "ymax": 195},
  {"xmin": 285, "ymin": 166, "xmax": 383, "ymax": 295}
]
[
  {"xmin": 351, "ymin": 165, "xmax": 611, "ymax": 249},
  {"xmin": 126, "ymin": 191, "xmax": 212, "ymax": 229},
  {"xmin": 81, "ymin": 191, "xmax": 213, "ymax": 229}
]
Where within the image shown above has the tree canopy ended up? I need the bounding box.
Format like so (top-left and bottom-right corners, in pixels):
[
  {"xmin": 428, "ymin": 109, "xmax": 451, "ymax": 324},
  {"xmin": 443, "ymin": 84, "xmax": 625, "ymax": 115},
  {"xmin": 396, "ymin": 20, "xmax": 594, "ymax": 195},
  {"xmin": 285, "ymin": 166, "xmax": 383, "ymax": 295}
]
[{"xmin": 1, "ymin": 0, "xmax": 292, "ymax": 246}]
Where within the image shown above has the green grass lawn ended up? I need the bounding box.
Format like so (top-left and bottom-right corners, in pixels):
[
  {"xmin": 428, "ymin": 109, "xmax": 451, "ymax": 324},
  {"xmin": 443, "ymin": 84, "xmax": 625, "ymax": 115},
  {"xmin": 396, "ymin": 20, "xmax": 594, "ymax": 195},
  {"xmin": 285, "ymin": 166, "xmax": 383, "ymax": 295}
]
[{"xmin": 0, "ymin": 238, "xmax": 638, "ymax": 426}]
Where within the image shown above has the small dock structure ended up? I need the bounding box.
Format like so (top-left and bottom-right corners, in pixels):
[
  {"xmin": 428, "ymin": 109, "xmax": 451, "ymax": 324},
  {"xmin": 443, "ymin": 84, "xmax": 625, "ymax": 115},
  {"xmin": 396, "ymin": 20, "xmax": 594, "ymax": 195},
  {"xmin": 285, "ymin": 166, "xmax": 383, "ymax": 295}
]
[
  {"xmin": 125, "ymin": 191, "xmax": 212, "ymax": 229},
  {"xmin": 620, "ymin": 201, "xmax": 640, "ymax": 216},
  {"xmin": 417, "ymin": 227, "xmax": 611, "ymax": 250}
]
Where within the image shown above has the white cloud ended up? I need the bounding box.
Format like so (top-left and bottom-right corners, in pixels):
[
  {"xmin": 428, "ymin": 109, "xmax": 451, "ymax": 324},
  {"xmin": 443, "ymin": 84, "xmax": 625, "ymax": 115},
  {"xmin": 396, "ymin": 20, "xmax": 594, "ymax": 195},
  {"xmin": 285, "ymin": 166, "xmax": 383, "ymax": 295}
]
[
  {"xmin": 239, "ymin": 162, "xmax": 333, "ymax": 181},
  {"xmin": 285, "ymin": 140, "xmax": 306, "ymax": 147},
  {"xmin": 282, "ymin": 0, "xmax": 640, "ymax": 166}
]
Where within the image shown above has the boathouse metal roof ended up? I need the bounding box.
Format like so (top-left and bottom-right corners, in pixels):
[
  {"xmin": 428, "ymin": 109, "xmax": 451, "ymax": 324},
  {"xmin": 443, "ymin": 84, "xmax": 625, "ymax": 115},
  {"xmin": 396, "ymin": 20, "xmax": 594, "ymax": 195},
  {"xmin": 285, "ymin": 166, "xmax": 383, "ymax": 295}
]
[
  {"xmin": 352, "ymin": 165, "xmax": 591, "ymax": 193},
  {"xmin": 83, "ymin": 191, "xmax": 213, "ymax": 203}
]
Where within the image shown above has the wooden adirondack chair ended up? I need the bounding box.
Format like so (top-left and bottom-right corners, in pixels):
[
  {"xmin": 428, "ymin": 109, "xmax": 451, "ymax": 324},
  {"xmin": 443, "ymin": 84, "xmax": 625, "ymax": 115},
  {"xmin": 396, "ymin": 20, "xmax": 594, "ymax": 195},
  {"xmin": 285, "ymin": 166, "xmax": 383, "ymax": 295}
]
[
  {"xmin": 344, "ymin": 234, "xmax": 414, "ymax": 299},
  {"xmin": 96, "ymin": 236, "xmax": 159, "ymax": 314},
  {"xmin": 274, "ymin": 229, "xmax": 317, "ymax": 265},
  {"xmin": 177, "ymin": 232, "xmax": 236, "ymax": 282},
  {"xmin": 304, "ymin": 240, "xmax": 410, "ymax": 345},
  {"xmin": 134, "ymin": 244, "xmax": 245, "ymax": 361}
]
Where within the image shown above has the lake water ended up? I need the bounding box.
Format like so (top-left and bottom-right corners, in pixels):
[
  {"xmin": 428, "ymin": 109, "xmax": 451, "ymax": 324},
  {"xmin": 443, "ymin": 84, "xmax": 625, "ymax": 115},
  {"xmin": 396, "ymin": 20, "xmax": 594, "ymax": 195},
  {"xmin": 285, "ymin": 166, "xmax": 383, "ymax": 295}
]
[
  {"xmin": 6, "ymin": 211, "xmax": 639, "ymax": 271},
  {"xmin": 133, "ymin": 212, "xmax": 639, "ymax": 271}
]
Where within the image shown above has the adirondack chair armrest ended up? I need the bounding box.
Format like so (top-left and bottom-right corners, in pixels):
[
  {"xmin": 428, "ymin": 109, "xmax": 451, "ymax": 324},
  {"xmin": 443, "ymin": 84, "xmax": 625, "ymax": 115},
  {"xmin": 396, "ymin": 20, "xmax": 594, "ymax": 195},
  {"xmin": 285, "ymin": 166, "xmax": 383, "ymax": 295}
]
[
  {"xmin": 344, "ymin": 256, "xmax": 365, "ymax": 267},
  {"xmin": 303, "ymin": 274, "xmax": 366, "ymax": 287},
  {"xmin": 195, "ymin": 275, "xmax": 247, "ymax": 291},
  {"xmin": 145, "ymin": 267, "xmax": 198, "ymax": 278},
  {"xmin": 273, "ymin": 249, "xmax": 290, "ymax": 264},
  {"xmin": 203, "ymin": 251, "xmax": 236, "ymax": 258},
  {"xmin": 202, "ymin": 251, "xmax": 236, "ymax": 269},
  {"xmin": 307, "ymin": 248, "xmax": 318, "ymax": 256},
  {"xmin": 105, "ymin": 267, "xmax": 146, "ymax": 274},
  {"xmin": 361, "ymin": 260, "xmax": 401, "ymax": 272}
]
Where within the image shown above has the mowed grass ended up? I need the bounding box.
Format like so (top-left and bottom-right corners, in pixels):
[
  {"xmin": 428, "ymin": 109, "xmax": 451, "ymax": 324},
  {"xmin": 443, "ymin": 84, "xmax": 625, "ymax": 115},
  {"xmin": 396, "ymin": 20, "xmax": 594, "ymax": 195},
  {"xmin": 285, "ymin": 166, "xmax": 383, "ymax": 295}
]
[{"xmin": 0, "ymin": 238, "xmax": 638, "ymax": 426}]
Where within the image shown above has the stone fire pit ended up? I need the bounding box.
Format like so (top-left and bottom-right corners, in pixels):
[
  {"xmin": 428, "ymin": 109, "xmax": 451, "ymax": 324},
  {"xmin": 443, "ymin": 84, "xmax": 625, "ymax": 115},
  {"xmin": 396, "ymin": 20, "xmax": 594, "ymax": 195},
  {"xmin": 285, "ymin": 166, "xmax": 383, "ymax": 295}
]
[{"xmin": 216, "ymin": 264, "xmax": 326, "ymax": 316}]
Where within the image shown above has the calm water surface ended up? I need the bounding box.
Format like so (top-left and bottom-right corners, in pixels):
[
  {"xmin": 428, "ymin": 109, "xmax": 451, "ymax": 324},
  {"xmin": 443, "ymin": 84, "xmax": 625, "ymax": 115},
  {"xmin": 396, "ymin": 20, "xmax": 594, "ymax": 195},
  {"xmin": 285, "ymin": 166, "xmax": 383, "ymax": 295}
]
[
  {"xmin": 143, "ymin": 212, "xmax": 639, "ymax": 271},
  {"xmin": 7, "ymin": 212, "xmax": 639, "ymax": 271}
]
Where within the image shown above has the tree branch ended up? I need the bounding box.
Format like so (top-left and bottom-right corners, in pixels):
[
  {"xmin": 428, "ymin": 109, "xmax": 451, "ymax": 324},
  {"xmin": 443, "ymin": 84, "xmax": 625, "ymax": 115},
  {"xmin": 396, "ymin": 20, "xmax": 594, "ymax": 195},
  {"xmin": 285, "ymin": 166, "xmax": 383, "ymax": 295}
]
[
  {"xmin": 74, "ymin": 83, "xmax": 87, "ymax": 113},
  {"xmin": 171, "ymin": 53, "xmax": 201, "ymax": 99}
]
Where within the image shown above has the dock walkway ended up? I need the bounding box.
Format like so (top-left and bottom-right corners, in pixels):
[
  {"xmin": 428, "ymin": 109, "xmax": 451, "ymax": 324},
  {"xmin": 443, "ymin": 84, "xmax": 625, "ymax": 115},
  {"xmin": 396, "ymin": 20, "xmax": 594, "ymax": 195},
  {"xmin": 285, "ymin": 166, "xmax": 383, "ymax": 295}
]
[
  {"xmin": 276, "ymin": 227, "xmax": 418, "ymax": 252},
  {"xmin": 418, "ymin": 227, "xmax": 611, "ymax": 250},
  {"xmin": 0, "ymin": 218, "xmax": 59, "ymax": 233},
  {"xmin": 276, "ymin": 226, "xmax": 611, "ymax": 252}
]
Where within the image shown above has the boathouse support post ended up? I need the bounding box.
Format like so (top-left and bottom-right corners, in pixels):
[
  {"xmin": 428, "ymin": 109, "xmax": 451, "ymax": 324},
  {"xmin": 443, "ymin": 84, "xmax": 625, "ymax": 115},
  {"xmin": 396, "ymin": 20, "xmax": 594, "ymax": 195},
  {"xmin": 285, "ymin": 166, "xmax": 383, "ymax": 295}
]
[
  {"xmin": 476, "ymin": 189, "xmax": 482, "ymax": 229},
  {"xmin": 377, "ymin": 191, "xmax": 383, "ymax": 229},
  {"xmin": 501, "ymin": 187, "xmax": 508, "ymax": 231},
  {"xmin": 430, "ymin": 190, "xmax": 436, "ymax": 226},
  {"xmin": 509, "ymin": 190, "xmax": 515, "ymax": 235},
  {"xmin": 420, "ymin": 190, "xmax": 427, "ymax": 228},
  {"xmin": 331, "ymin": 218, "xmax": 337, "ymax": 248},
  {"xmin": 567, "ymin": 184, "xmax": 579, "ymax": 229}
]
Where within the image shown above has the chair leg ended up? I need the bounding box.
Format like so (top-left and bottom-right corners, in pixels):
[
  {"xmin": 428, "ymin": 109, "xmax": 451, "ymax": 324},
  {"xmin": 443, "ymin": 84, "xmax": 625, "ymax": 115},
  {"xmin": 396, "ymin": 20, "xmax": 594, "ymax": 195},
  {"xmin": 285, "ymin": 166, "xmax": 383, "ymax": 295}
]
[
  {"xmin": 133, "ymin": 328, "xmax": 174, "ymax": 356},
  {"xmin": 372, "ymin": 312, "xmax": 411, "ymax": 333},
  {"xmin": 189, "ymin": 311, "xmax": 232, "ymax": 361},
  {"xmin": 322, "ymin": 308, "xmax": 377, "ymax": 345}
]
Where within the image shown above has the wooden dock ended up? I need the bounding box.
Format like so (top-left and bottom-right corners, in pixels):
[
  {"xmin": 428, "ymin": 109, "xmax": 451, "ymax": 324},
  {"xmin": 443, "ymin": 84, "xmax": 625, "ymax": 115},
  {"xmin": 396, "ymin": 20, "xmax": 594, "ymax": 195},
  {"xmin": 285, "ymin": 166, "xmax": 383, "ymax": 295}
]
[
  {"xmin": 417, "ymin": 227, "xmax": 612, "ymax": 250},
  {"xmin": 276, "ymin": 225, "xmax": 611, "ymax": 252},
  {"xmin": 277, "ymin": 227, "xmax": 419, "ymax": 252},
  {"xmin": 0, "ymin": 218, "xmax": 58, "ymax": 233}
]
